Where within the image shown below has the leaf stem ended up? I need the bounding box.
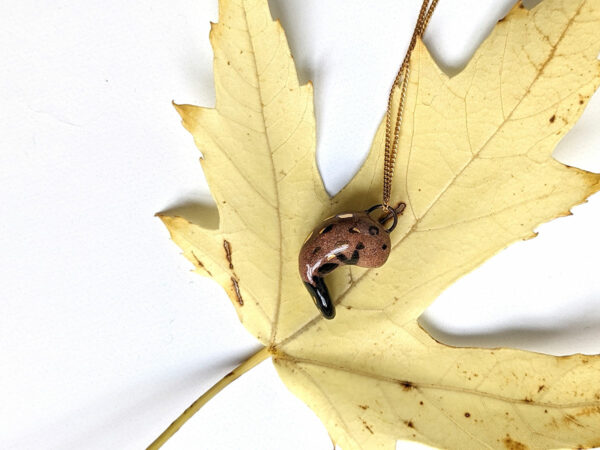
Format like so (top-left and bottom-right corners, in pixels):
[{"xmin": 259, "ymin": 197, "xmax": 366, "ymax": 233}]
[{"xmin": 147, "ymin": 346, "xmax": 270, "ymax": 449}]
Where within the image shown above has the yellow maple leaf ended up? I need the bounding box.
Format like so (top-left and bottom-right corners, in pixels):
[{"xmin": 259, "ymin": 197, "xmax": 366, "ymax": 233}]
[{"xmin": 155, "ymin": 0, "xmax": 600, "ymax": 448}]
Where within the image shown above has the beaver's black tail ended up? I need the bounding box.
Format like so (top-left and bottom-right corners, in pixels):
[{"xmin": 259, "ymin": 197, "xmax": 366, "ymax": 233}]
[{"xmin": 304, "ymin": 277, "xmax": 335, "ymax": 319}]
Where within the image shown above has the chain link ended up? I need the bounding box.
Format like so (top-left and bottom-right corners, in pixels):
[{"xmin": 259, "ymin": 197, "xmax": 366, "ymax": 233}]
[{"xmin": 382, "ymin": 0, "xmax": 439, "ymax": 211}]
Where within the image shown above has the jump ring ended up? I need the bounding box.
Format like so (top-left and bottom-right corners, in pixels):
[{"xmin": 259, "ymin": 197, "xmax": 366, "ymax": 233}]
[{"xmin": 365, "ymin": 204, "xmax": 398, "ymax": 233}]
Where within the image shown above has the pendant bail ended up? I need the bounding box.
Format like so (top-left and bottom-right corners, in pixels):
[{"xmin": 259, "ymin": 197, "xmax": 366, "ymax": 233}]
[{"xmin": 366, "ymin": 204, "xmax": 398, "ymax": 233}]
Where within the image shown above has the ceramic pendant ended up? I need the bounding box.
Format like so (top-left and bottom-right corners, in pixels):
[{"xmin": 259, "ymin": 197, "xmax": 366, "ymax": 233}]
[{"xmin": 299, "ymin": 205, "xmax": 398, "ymax": 319}]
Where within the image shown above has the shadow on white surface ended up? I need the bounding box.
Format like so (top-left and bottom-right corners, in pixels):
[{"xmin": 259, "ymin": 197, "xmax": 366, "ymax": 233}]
[
  {"xmin": 421, "ymin": 298, "xmax": 600, "ymax": 356},
  {"xmin": 6, "ymin": 345, "xmax": 262, "ymax": 450}
]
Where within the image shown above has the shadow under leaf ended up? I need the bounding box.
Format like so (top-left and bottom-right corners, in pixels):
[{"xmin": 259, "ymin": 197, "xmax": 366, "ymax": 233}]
[
  {"xmin": 158, "ymin": 200, "xmax": 220, "ymax": 230},
  {"xmin": 419, "ymin": 300, "xmax": 600, "ymax": 356}
]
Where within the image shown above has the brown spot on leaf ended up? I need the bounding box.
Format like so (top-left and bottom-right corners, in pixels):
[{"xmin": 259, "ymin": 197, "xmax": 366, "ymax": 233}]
[
  {"xmin": 399, "ymin": 380, "xmax": 415, "ymax": 391},
  {"xmin": 503, "ymin": 435, "xmax": 528, "ymax": 450},
  {"xmin": 223, "ymin": 239, "xmax": 234, "ymax": 270},
  {"xmin": 361, "ymin": 419, "xmax": 374, "ymax": 434},
  {"xmin": 231, "ymin": 277, "xmax": 243, "ymax": 306},
  {"xmin": 191, "ymin": 251, "xmax": 212, "ymax": 277},
  {"xmin": 537, "ymin": 385, "xmax": 545, "ymax": 393},
  {"xmin": 404, "ymin": 420, "xmax": 415, "ymax": 428},
  {"xmin": 576, "ymin": 406, "xmax": 600, "ymax": 417},
  {"xmin": 464, "ymin": 412, "xmax": 471, "ymax": 418},
  {"xmin": 563, "ymin": 414, "xmax": 584, "ymax": 427},
  {"xmin": 549, "ymin": 114, "xmax": 556, "ymax": 123},
  {"xmin": 523, "ymin": 397, "xmax": 533, "ymax": 403},
  {"xmin": 358, "ymin": 404, "xmax": 369, "ymax": 410}
]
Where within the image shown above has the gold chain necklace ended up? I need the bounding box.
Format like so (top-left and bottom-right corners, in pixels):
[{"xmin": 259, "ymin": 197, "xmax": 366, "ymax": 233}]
[
  {"xmin": 299, "ymin": 0, "xmax": 440, "ymax": 319},
  {"xmin": 384, "ymin": 0, "xmax": 439, "ymax": 209}
]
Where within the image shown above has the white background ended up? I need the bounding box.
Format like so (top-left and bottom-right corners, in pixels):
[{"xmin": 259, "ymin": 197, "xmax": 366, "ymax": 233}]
[{"xmin": 1, "ymin": 0, "xmax": 599, "ymax": 449}]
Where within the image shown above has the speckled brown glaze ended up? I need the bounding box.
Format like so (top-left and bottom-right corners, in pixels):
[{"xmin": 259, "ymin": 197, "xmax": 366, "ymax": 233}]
[{"xmin": 299, "ymin": 211, "xmax": 391, "ymax": 319}]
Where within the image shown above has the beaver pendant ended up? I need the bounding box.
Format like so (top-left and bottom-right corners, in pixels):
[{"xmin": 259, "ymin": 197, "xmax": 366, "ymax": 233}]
[{"xmin": 299, "ymin": 205, "xmax": 398, "ymax": 319}]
